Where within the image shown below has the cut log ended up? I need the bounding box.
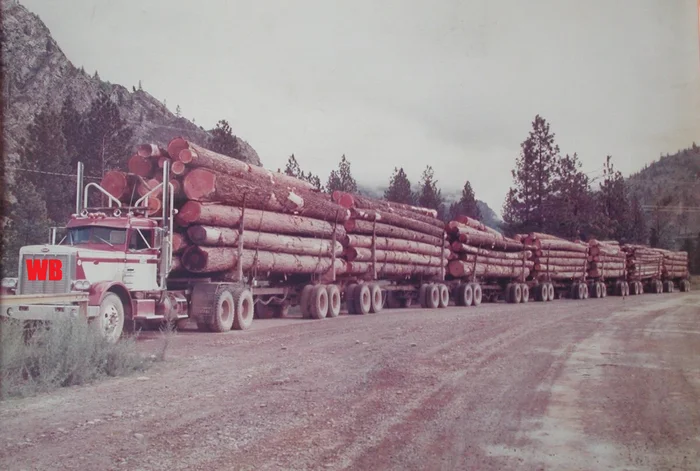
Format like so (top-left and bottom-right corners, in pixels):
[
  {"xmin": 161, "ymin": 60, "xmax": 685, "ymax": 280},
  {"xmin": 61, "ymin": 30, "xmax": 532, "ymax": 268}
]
[
  {"xmin": 170, "ymin": 255, "xmax": 184, "ymax": 273},
  {"xmin": 344, "ymin": 247, "xmax": 446, "ymax": 265},
  {"xmin": 451, "ymin": 242, "xmax": 532, "ymax": 260},
  {"xmin": 137, "ymin": 178, "xmax": 162, "ymax": 198},
  {"xmin": 527, "ymin": 232, "xmax": 564, "ymax": 241},
  {"xmin": 137, "ymin": 143, "xmax": 170, "ymax": 158},
  {"xmin": 533, "ymin": 256, "xmax": 587, "ymax": 266},
  {"xmin": 587, "ymin": 269, "xmax": 625, "ymax": 278},
  {"xmin": 157, "ymin": 157, "xmax": 171, "ymax": 169},
  {"xmin": 531, "ymin": 271, "xmax": 585, "ymax": 280},
  {"xmin": 530, "ymin": 238, "xmax": 589, "ymax": 253},
  {"xmin": 452, "ymin": 216, "xmax": 503, "ymax": 239},
  {"xmin": 344, "ymin": 219, "xmax": 444, "ymax": 246},
  {"xmin": 176, "ymin": 201, "xmax": 346, "ymax": 239},
  {"xmin": 343, "ymin": 234, "xmax": 448, "ymax": 255},
  {"xmin": 459, "ymin": 254, "xmax": 534, "ymax": 268},
  {"xmin": 128, "ymin": 154, "xmax": 155, "ymax": 178},
  {"xmin": 186, "ymin": 225, "xmax": 343, "ymax": 257},
  {"xmin": 171, "ymin": 161, "xmax": 188, "ymax": 176},
  {"xmin": 447, "ymin": 260, "xmax": 530, "ymax": 279},
  {"xmin": 341, "ymin": 261, "xmax": 443, "ymax": 278},
  {"xmin": 538, "ymin": 249, "xmax": 591, "ymax": 259},
  {"xmin": 457, "ymin": 232, "xmax": 526, "ymax": 252},
  {"xmin": 333, "ymin": 191, "xmax": 439, "ymax": 218},
  {"xmin": 144, "ymin": 196, "xmax": 162, "ymax": 216},
  {"xmin": 589, "ymin": 261, "xmax": 625, "ymax": 271},
  {"xmin": 181, "ymin": 246, "xmax": 342, "ymax": 275},
  {"xmin": 172, "ymin": 232, "xmax": 190, "ymax": 254},
  {"xmin": 587, "ymin": 255, "xmax": 626, "ymax": 263},
  {"xmin": 183, "ymin": 168, "xmax": 349, "ymax": 223},
  {"xmin": 100, "ymin": 171, "xmax": 135, "ymax": 201},
  {"xmin": 350, "ymin": 208, "xmax": 444, "ymax": 238}
]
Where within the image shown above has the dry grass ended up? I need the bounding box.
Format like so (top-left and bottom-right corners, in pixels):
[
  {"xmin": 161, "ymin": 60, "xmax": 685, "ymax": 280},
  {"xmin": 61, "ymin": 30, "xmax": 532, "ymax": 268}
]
[{"xmin": 0, "ymin": 316, "xmax": 151, "ymax": 399}]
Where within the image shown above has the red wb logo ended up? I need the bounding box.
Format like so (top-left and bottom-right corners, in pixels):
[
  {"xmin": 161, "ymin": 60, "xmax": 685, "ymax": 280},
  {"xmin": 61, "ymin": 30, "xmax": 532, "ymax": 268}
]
[{"xmin": 26, "ymin": 259, "xmax": 63, "ymax": 281}]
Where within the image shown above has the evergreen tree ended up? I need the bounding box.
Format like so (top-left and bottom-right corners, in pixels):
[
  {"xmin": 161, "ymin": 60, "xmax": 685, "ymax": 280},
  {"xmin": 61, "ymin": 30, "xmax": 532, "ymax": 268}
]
[
  {"xmin": 548, "ymin": 153, "xmax": 596, "ymax": 239},
  {"xmin": 326, "ymin": 155, "xmax": 357, "ymax": 193},
  {"xmin": 502, "ymin": 114, "xmax": 559, "ymax": 234},
  {"xmin": 384, "ymin": 167, "xmax": 414, "ymax": 205},
  {"xmin": 694, "ymin": 232, "xmax": 700, "ymax": 274},
  {"xmin": 449, "ymin": 180, "xmax": 481, "ymax": 221},
  {"xmin": 681, "ymin": 237, "xmax": 696, "ymax": 274},
  {"xmin": 138, "ymin": 80, "xmax": 142, "ymax": 91},
  {"xmin": 60, "ymin": 95, "xmax": 83, "ymax": 165},
  {"xmin": 209, "ymin": 119, "xmax": 240, "ymax": 159},
  {"xmin": 175, "ymin": 105, "xmax": 181, "ymax": 117},
  {"xmin": 597, "ymin": 155, "xmax": 632, "ymax": 241},
  {"xmin": 82, "ymin": 92, "xmax": 133, "ymax": 179},
  {"xmin": 1, "ymin": 177, "xmax": 52, "ymax": 277},
  {"xmin": 627, "ymin": 193, "xmax": 648, "ymax": 244},
  {"xmin": 284, "ymin": 154, "xmax": 302, "ymax": 177},
  {"xmin": 417, "ymin": 165, "xmax": 444, "ymax": 218},
  {"xmin": 21, "ymin": 106, "xmax": 73, "ymax": 223}
]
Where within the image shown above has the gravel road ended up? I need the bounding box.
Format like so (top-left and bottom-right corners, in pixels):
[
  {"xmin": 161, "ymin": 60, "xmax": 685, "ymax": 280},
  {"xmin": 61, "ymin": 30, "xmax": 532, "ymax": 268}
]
[{"xmin": 1, "ymin": 292, "xmax": 699, "ymax": 471}]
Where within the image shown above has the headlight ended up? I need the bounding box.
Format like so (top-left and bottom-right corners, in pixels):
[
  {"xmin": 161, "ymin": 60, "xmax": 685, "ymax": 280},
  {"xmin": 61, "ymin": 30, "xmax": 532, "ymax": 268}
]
[
  {"xmin": 71, "ymin": 280, "xmax": 91, "ymax": 291},
  {"xmin": 1, "ymin": 278, "xmax": 18, "ymax": 289}
]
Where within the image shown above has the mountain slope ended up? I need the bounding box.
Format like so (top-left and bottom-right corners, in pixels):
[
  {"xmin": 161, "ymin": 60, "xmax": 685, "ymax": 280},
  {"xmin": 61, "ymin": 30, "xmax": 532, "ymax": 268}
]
[{"xmin": 1, "ymin": 0, "xmax": 260, "ymax": 165}]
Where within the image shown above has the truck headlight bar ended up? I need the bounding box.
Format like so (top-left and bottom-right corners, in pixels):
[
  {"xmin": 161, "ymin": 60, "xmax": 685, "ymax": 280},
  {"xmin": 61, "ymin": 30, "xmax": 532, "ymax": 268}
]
[
  {"xmin": 1, "ymin": 278, "xmax": 18, "ymax": 289},
  {"xmin": 71, "ymin": 280, "xmax": 91, "ymax": 291}
]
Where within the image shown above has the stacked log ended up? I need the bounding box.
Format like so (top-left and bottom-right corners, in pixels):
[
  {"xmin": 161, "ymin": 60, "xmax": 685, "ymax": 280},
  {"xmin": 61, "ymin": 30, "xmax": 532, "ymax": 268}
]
[
  {"xmin": 586, "ymin": 239, "xmax": 626, "ymax": 279},
  {"xmin": 622, "ymin": 245, "xmax": 662, "ymax": 280},
  {"xmin": 446, "ymin": 217, "xmax": 532, "ymax": 279},
  {"xmin": 526, "ymin": 233, "xmax": 588, "ymax": 281},
  {"xmin": 657, "ymin": 249, "xmax": 689, "ymax": 279},
  {"xmin": 332, "ymin": 191, "xmax": 449, "ymax": 279}
]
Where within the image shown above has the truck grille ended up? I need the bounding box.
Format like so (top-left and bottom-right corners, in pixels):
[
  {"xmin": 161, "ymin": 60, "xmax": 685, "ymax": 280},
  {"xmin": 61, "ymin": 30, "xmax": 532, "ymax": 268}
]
[{"xmin": 18, "ymin": 254, "xmax": 74, "ymax": 295}]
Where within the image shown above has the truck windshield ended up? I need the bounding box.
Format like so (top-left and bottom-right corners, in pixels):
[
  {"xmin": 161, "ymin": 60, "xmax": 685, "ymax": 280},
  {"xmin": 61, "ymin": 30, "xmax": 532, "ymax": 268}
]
[{"xmin": 61, "ymin": 227, "xmax": 127, "ymax": 247}]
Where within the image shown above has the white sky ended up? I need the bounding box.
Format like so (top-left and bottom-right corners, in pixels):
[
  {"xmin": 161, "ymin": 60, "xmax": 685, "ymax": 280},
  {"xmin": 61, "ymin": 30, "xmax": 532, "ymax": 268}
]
[{"xmin": 20, "ymin": 0, "xmax": 700, "ymax": 215}]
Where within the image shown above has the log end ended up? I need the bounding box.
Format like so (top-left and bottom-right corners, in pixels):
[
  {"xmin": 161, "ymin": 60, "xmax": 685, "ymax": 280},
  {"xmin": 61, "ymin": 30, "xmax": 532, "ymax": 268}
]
[
  {"xmin": 128, "ymin": 154, "xmax": 154, "ymax": 177},
  {"xmin": 146, "ymin": 197, "xmax": 162, "ymax": 216},
  {"xmin": 181, "ymin": 245, "xmax": 208, "ymax": 272},
  {"xmin": 183, "ymin": 168, "xmax": 216, "ymax": 200},
  {"xmin": 447, "ymin": 260, "xmax": 467, "ymax": 278},
  {"xmin": 137, "ymin": 143, "xmax": 159, "ymax": 158},
  {"xmin": 157, "ymin": 156, "xmax": 171, "ymax": 168},
  {"xmin": 101, "ymin": 171, "xmax": 128, "ymax": 200},
  {"xmin": 178, "ymin": 148, "xmax": 195, "ymax": 164},
  {"xmin": 186, "ymin": 225, "xmax": 207, "ymax": 245},
  {"xmin": 167, "ymin": 137, "xmax": 189, "ymax": 161},
  {"xmin": 338, "ymin": 193, "xmax": 355, "ymax": 209},
  {"xmin": 177, "ymin": 201, "xmax": 203, "ymax": 225},
  {"xmin": 171, "ymin": 160, "xmax": 187, "ymax": 175}
]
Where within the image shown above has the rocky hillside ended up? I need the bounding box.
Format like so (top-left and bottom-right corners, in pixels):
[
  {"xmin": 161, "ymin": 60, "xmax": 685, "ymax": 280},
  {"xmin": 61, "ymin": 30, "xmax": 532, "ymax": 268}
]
[{"xmin": 0, "ymin": 0, "xmax": 260, "ymax": 165}]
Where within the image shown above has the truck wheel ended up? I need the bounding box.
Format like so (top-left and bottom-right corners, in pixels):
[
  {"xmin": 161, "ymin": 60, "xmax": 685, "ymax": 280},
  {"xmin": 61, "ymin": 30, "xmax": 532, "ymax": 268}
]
[
  {"xmin": 438, "ymin": 284, "xmax": 450, "ymax": 308},
  {"xmin": 520, "ymin": 284, "xmax": 530, "ymax": 303},
  {"xmin": 326, "ymin": 285, "xmax": 341, "ymax": 318},
  {"xmin": 512, "ymin": 284, "xmax": 523, "ymax": 303},
  {"xmin": 354, "ymin": 284, "xmax": 371, "ymax": 315},
  {"xmin": 419, "ymin": 284, "xmax": 431, "ymax": 308},
  {"xmin": 583, "ymin": 283, "xmax": 589, "ymax": 299},
  {"xmin": 504, "ymin": 283, "xmax": 514, "ymax": 303},
  {"xmin": 232, "ymin": 289, "xmax": 254, "ymax": 330},
  {"xmin": 345, "ymin": 284, "xmax": 358, "ymax": 314},
  {"xmin": 472, "ymin": 283, "xmax": 482, "ymax": 306},
  {"xmin": 424, "ymin": 284, "xmax": 439, "ymax": 309},
  {"xmin": 300, "ymin": 285, "xmax": 315, "ymax": 318},
  {"xmin": 368, "ymin": 283, "xmax": 383, "ymax": 313},
  {"xmin": 533, "ymin": 285, "xmax": 543, "ymax": 302},
  {"xmin": 93, "ymin": 293, "xmax": 125, "ymax": 343},
  {"xmin": 458, "ymin": 283, "xmax": 473, "ymax": 307},
  {"xmin": 207, "ymin": 289, "xmax": 235, "ymax": 332},
  {"xmin": 594, "ymin": 282, "xmax": 603, "ymax": 298},
  {"xmin": 310, "ymin": 285, "xmax": 329, "ymax": 319}
]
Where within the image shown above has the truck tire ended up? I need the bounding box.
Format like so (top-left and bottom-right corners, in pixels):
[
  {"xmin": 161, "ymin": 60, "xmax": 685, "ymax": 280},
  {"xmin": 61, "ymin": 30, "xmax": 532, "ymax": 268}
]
[
  {"xmin": 419, "ymin": 284, "xmax": 431, "ymax": 308},
  {"xmin": 300, "ymin": 285, "xmax": 315, "ymax": 318},
  {"xmin": 582, "ymin": 283, "xmax": 589, "ymax": 299},
  {"xmin": 369, "ymin": 283, "xmax": 383, "ymax": 313},
  {"xmin": 354, "ymin": 284, "xmax": 371, "ymax": 315},
  {"xmin": 547, "ymin": 283, "xmax": 555, "ymax": 301},
  {"xmin": 425, "ymin": 284, "xmax": 440, "ymax": 309},
  {"xmin": 505, "ymin": 283, "xmax": 514, "ymax": 303},
  {"xmin": 533, "ymin": 284, "xmax": 543, "ymax": 302},
  {"xmin": 438, "ymin": 284, "xmax": 450, "ymax": 308},
  {"xmin": 594, "ymin": 282, "xmax": 603, "ymax": 298},
  {"xmin": 93, "ymin": 293, "xmax": 125, "ymax": 344},
  {"xmin": 521, "ymin": 284, "xmax": 530, "ymax": 303},
  {"xmin": 310, "ymin": 285, "xmax": 329, "ymax": 319},
  {"xmin": 345, "ymin": 284, "xmax": 358, "ymax": 314},
  {"xmin": 326, "ymin": 285, "xmax": 341, "ymax": 317},
  {"xmin": 207, "ymin": 289, "xmax": 235, "ymax": 332},
  {"xmin": 512, "ymin": 284, "xmax": 523, "ymax": 303},
  {"xmin": 472, "ymin": 283, "xmax": 482, "ymax": 306},
  {"xmin": 458, "ymin": 283, "xmax": 473, "ymax": 307},
  {"xmin": 231, "ymin": 288, "xmax": 254, "ymax": 330}
]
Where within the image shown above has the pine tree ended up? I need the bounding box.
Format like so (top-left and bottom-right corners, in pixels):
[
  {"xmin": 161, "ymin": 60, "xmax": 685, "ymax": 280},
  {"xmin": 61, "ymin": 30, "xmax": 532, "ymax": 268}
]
[
  {"xmin": 60, "ymin": 95, "xmax": 83, "ymax": 166},
  {"xmin": 627, "ymin": 193, "xmax": 648, "ymax": 244},
  {"xmin": 326, "ymin": 155, "xmax": 357, "ymax": 194},
  {"xmin": 597, "ymin": 155, "xmax": 632, "ymax": 241},
  {"xmin": 417, "ymin": 166, "xmax": 444, "ymax": 218},
  {"xmin": 138, "ymin": 80, "xmax": 142, "ymax": 91},
  {"xmin": 694, "ymin": 232, "xmax": 700, "ymax": 274},
  {"xmin": 284, "ymin": 154, "xmax": 302, "ymax": 177},
  {"xmin": 82, "ymin": 92, "xmax": 133, "ymax": 179},
  {"xmin": 209, "ymin": 119, "xmax": 240, "ymax": 159},
  {"xmin": 21, "ymin": 106, "xmax": 73, "ymax": 223},
  {"xmin": 449, "ymin": 180, "xmax": 481, "ymax": 221},
  {"xmin": 384, "ymin": 167, "xmax": 414, "ymax": 205},
  {"xmin": 548, "ymin": 153, "xmax": 595, "ymax": 239},
  {"xmin": 502, "ymin": 115, "xmax": 560, "ymax": 234},
  {"xmin": 175, "ymin": 105, "xmax": 181, "ymax": 117},
  {"xmin": 681, "ymin": 237, "xmax": 696, "ymax": 274}
]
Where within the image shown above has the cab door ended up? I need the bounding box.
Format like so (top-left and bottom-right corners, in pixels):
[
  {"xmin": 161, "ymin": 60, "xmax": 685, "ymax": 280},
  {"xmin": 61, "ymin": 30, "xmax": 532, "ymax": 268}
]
[{"xmin": 125, "ymin": 228, "xmax": 159, "ymax": 290}]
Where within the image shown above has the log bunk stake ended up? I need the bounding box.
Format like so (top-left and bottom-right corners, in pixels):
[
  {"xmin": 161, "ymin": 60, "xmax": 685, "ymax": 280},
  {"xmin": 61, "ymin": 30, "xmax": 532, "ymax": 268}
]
[
  {"xmin": 371, "ymin": 220, "xmax": 378, "ymax": 281},
  {"xmin": 235, "ymin": 194, "xmax": 247, "ymax": 283}
]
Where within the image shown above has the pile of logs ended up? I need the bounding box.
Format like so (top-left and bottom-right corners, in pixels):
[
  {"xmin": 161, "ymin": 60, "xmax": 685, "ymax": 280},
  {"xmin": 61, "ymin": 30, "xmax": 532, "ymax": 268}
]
[
  {"xmin": 518, "ymin": 233, "xmax": 588, "ymax": 281},
  {"xmin": 657, "ymin": 249, "xmax": 689, "ymax": 279},
  {"xmin": 331, "ymin": 191, "xmax": 449, "ymax": 279},
  {"xmin": 587, "ymin": 239, "xmax": 626, "ymax": 278},
  {"xmin": 446, "ymin": 216, "xmax": 532, "ymax": 279},
  {"xmin": 622, "ymin": 244, "xmax": 662, "ymax": 280}
]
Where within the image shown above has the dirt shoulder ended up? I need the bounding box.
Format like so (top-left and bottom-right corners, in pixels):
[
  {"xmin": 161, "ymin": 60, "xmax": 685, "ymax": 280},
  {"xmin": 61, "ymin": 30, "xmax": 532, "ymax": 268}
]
[{"xmin": 1, "ymin": 293, "xmax": 699, "ymax": 471}]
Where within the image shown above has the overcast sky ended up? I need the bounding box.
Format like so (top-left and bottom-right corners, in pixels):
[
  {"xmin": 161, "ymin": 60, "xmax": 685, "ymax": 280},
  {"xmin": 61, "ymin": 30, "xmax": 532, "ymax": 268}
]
[{"xmin": 20, "ymin": 0, "xmax": 700, "ymax": 215}]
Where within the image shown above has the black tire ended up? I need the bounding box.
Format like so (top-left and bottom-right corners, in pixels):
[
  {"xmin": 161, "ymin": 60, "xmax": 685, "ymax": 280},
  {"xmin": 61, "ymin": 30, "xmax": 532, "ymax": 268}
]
[
  {"xmin": 369, "ymin": 283, "xmax": 383, "ymax": 313},
  {"xmin": 326, "ymin": 285, "xmax": 341, "ymax": 318},
  {"xmin": 419, "ymin": 284, "xmax": 431, "ymax": 308},
  {"xmin": 600, "ymin": 283, "xmax": 607, "ymax": 298},
  {"xmin": 571, "ymin": 283, "xmax": 580, "ymax": 300},
  {"xmin": 300, "ymin": 285, "xmax": 315, "ymax": 318},
  {"xmin": 426, "ymin": 284, "xmax": 440, "ymax": 309},
  {"xmin": 534, "ymin": 284, "xmax": 544, "ymax": 302},
  {"xmin": 459, "ymin": 283, "xmax": 474, "ymax": 307},
  {"xmin": 354, "ymin": 284, "xmax": 372, "ymax": 315},
  {"xmin": 93, "ymin": 293, "xmax": 125, "ymax": 343},
  {"xmin": 207, "ymin": 289, "xmax": 235, "ymax": 332},
  {"xmin": 512, "ymin": 284, "xmax": 523, "ymax": 303},
  {"xmin": 505, "ymin": 283, "xmax": 514, "ymax": 303},
  {"xmin": 521, "ymin": 284, "xmax": 530, "ymax": 303},
  {"xmin": 232, "ymin": 288, "xmax": 254, "ymax": 330},
  {"xmin": 595, "ymin": 282, "xmax": 603, "ymax": 298},
  {"xmin": 310, "ymin": 285, "xmax": 329, "ymax": 319},
  {"xmin": 345, "ymin": 284, "xmax": 358, "ymax": 314},
  {"xmin": 472, "ymin": 283, "xmax": 482, "ymax": 306},
  {"xmin": 623, "ymin": 282, "xmax": 630, "ymax": 297},
  {"xmin": 582, "ymin": 283, "xmax": 589, "ymax": 299},
  {"xmin": 438, "ymin": 284, "xmax": 450, "ymax": 308},
  {"xmin": 547, "ymin": 283, "xmax": 555, "ymax": 301}
]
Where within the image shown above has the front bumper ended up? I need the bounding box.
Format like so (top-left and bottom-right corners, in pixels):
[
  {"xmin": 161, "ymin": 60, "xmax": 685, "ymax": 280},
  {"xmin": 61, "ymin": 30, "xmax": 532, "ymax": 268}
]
[{"xmin": 0, "ymin": 293, "xmax": 96, "ymax": 321}]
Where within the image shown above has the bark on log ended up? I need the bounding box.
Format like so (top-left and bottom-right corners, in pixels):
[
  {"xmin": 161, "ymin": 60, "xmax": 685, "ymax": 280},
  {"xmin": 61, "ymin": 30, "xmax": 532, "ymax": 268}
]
[
  {"xmin": 333, "ymin": 191, "xmax": 439, "ymax": 219},
  {"xmin": 460, "ymin": 254, "xmax": 535, "ymax": 268},
  {"xmin": 169, "ymin": 138, "xmax": 315, "ymax": 193},
  {"xmin": 587, "ymin": 269, "xmax": 625, "ymax": 278},
  {"xmin": 533, "ymin": 256, "xmax": 587, "ymax": 266},
  {"xmin": 172, "ymin": 233, "xmax": 190, "ymax": 255},
  {"xmin": 341, "ymin": 261, "xmax": 442, "ymax": 278},
  {"xmin": 451, "ymin": 242, "xmax": 531, "ymax": 260},
  {"xmin": 531, "ymin": 271, "xmax": 585, "ymax": 280},
  {"xmin": 137, "ymin": 144, "xmax": 170, "ymax": 159},
  {"xmin": 170, "ymin": 256, "xmax": 184, "ymax": 273},
  {"xmin": 344, "ymin": 247, "xmax": 446, "ymax": 265},
  {"xmin": 539, "ymin": 249, "xmax": 592, "ymax": 259},
  {"xmin": 343, "ymin": 234, "xmax": 448, "ymax": 255},
  {"xmin": 457, "ymin": 232, "xmax": 526, "ymax": 252},
  {"xmin": 137, "ymin": 178, "xmax": 162, "ymax": 198},
  {"xmin": 182, "ymin": 246, "xmax": 343, "ymax": 275},
  {"xmin": 588, "ymin": 255, "xmax": 626, "ymax": 263},
  {"xmin": 588, "ymin": 262, "xmax": 626, "ymax": 271},
  {"xmin": 447, "ymin": 260, "xmax": 530, "ymax": 279},
  {"xmin": 452, "ymin": 216, "xmax": 503, "ymax": 239},
  {"xmin": 183, "ymin": 168, "xmax": 349, "ymax": 223},
  {"xmin": 176, "ymin": 201, "xmax": 346, "ymax": 239},
  {"xmin": 344, "ymin": 219, "xmax": 445, "ymax": 246},
  {"xmin": 530, "ymin": 238, "xmax": 589, "ymax": 253},
  {"xmin": 128, "ymin": 154, "xmax": 155, "ymax": 178},
  {"xmin": 534, "ymin": 262, "xmax": 587, "ymax": 271},
  {"xmin": 187, "ymin": 225, "xmax": 343, "ymax": 257},
  {"xmin": 350, "ymin": 208, "xmax": 445, "ymax": 238}
]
